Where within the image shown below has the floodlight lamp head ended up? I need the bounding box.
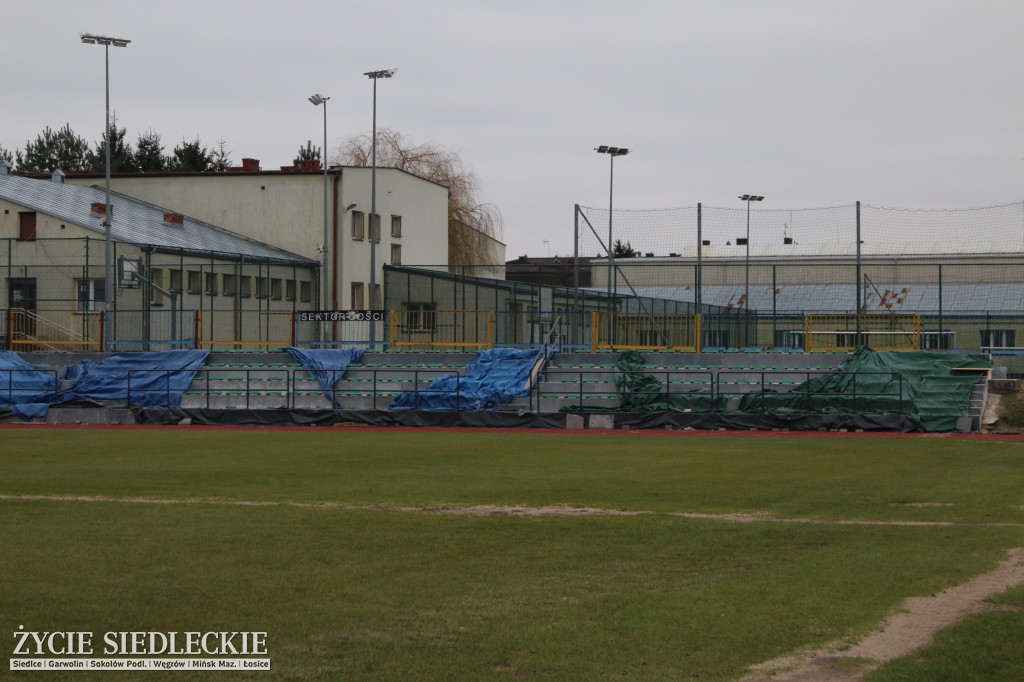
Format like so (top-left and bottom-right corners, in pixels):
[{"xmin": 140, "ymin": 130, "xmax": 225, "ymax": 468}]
[
  {"xmin": 739, "ymin": 194, "xmax": 765, "ymax": 202},
  {"xmin": 365, "ymin": 68, "xmax": 398, "ymax": 79},
  {"xmin": 595, "ymin": 145, "xmax": 629, "ymax": 156},
  {"xmin": 81, "ymin": 33, "xmax": 130, "ymax": 47},
  {"xmin": 308, "ymin": 94, "xmax": 328, "ymax": 106}
]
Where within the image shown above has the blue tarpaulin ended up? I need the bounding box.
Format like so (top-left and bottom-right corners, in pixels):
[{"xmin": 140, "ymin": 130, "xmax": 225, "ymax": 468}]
[
  {"xmin": 284, "ymin": 347, "xmax": 365, "ymax": 406},
  {"xmin": 390, "ymin": 347, "xmax": 553, "ymax": 411},
  {"xmin": 59, "ymin": 350, "xmax": 209, "ymax": 408},
  {"xmin": 0, "ymin": 352, "xmax": 60, "ymax": 420}
]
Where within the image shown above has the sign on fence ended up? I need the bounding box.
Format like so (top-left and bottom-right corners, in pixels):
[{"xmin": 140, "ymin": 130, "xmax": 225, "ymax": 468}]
[{"xmin": 297, "ymin": 310, "xmax": 387, "ymax": 322}]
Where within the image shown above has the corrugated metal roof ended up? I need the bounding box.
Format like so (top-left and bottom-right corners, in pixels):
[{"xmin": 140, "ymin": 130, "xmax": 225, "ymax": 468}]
[{"xmin": 0, "ymin": 174, "xmax": 314, "ymax": 264}]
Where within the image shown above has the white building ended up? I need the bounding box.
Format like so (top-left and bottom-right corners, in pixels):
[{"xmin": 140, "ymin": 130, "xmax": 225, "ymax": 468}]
[{"xmin": 57, "ymin": 159, "xmax": 451, "ymax": 311}]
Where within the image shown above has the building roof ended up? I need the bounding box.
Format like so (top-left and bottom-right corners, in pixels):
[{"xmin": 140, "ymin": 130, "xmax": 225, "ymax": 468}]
[
  {"xmin": 32, "ymin": 162, "xmax": 450, "ymax": 191},
  {"xmin": 0, "ymin": 172, "xmax": 314, "ymax": 264}
]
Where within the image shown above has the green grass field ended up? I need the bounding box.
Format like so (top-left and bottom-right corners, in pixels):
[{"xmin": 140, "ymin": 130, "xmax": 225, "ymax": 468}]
[{"xmin": 2, "ymin": 427, "xmax": 1024, "ymax": 680}]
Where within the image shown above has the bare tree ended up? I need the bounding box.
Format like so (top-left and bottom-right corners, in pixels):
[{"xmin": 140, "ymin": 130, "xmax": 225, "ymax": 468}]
[{"xmin": 335, "ymin": 129, "xmax": 503, "ymax": 270}]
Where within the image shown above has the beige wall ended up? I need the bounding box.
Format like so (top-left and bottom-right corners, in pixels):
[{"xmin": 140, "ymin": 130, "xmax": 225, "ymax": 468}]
[
  {"xmin": 63, "ymin": 167, "xmax": 450, "ymax": 310},
  {"xmin": 593, "ymin": 254, "xmax": 1024, "ymax": 289}
]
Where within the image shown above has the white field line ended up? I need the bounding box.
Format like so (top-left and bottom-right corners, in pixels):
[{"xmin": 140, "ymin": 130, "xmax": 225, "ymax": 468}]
[{"xmin": 2, "ymin": 494, "xmax": 1024, "ymax": 526}]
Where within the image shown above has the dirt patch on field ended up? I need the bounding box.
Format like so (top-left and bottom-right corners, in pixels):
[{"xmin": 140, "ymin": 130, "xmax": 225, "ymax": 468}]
[
  {"xmin": 4, "ymin": 496, "xmax": 1024, "ymax": 528},
  {"xmin": 740, "ymin": 547, "xmax": 1024, "ymax": 682}
]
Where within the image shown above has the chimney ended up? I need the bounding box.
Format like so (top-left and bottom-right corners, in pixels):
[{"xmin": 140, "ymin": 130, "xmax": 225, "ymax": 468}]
[
  {"xmin": 51, "ymin": 169, "xmax": 66, "ymax": 183},
  {"xmin": 241, "ymin": 158, "xmax": 260, "ymax": 171},
  {"xmin": 163, "ymin": 212, "xmax": 185, "ymax": 225},
  {"xmin": 297, "ymin": 159, "xmax": 321, "ymax": 171},
  {"xmin": 90, "ymin": 202, "xmax": 110, "ymax": 216}
]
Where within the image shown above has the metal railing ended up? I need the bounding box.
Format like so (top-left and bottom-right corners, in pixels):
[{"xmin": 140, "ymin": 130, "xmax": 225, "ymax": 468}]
[
  {"xmin": 0, "ymin": 368, "xmax": 60, "ymax": 407},
  {"xmin": 5, "ymin": 309, "xmax": 100, "ymax": 352},
  {"xmin": 4, "ymin": 308, "xmax": 1023, "ymax": 355}
]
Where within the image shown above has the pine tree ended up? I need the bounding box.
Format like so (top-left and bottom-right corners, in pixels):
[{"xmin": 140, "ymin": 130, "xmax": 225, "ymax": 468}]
[
  {"xmin": 612, "ymin": 239, "xmax": 637, "ymax": 258},
  {"xmin": 134, "ymin": 129, "xmax": 166, "ymax": 172},
  {"xmin": 210, "ymin": 138, "xmax": 232, "ymax": 171},
  {"xmin": 294, "ymin": 140, "xmax": 321, "ymax": 164},
  {"xmin": 16, "ymin": 124, "xmax": 91, "ymax": 172},
  {"xmin": 88, "ymin": 114, "xmax": 137, "ymax": 172},
  {"xmin": 166, "ymin": 137, "xmax": 211, "ymax": 172}
]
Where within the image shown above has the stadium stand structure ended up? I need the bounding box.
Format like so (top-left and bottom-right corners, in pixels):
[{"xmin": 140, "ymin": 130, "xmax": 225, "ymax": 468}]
[{"xmin": 0, "ymin": 347, "xmax": 990, "ymax": 433}]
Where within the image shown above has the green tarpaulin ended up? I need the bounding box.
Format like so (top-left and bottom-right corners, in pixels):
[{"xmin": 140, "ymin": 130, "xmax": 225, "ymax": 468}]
[{"xmin": 573, "ymin": 347, "xmax": 989, "ymax": 432}]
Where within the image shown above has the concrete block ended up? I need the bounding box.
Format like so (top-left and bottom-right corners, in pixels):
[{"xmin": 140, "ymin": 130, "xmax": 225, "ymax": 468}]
[
  {"xmin": 589, "ymin": 414, "xmax": 615, "ymax": 430},
  {"xmin": 988, "ymin": 379, "xmax": 1022, "ymax": 394},
  {"xmin": 956, "ymin": 416, "xmax": 974, "ymax": 433},
  {"xmin": 565, "ymin": 414, "xmax": 584, "ymax": 430}
]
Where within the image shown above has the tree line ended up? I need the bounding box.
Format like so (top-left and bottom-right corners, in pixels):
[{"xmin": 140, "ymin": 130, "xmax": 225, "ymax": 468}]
[{"xmin": 0, "ymin": 119, "xmax": 324, "ymax": 174}]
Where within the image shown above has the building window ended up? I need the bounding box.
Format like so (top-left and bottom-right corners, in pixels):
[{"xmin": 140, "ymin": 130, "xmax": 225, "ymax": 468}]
[
  {"xmin": 980, "ymin": 329, "xmax": 1016, "ymax": 350},
  {"xmin": 256, "ymin": 277, "xmax": 269, "ymax": 299},
  {"xmin": 391, "ymin": 215, "xmax": 402, "ymax": 238},
  {"xmin": 270, "ymin": 278, "xmax": 282, "ymax": 300},
  {"xmin": 374, "ymin": 284, "xmax": 381, "ymax": 310},
  {"xmin": 285, "ymin": 280, "xmax": 296, "ymax": 301},
  {"xmin": 391, "ymin": 243, "xmax": 401, "ymax": 265},
  {"xmin": 204, "ymin": 272, "xmax": 218, "ymax": 296},
  {"xmin": 222, "ymin": 274, "xmax": 237, "ymax": 297},
  {"xmin": 240, "ymin": 276, "xmax": 252, "ymax": 298},
  {"xmin": 187, "ymin": 271, "xmax": 202, "ymax": 294},
  {"xmin": 402, "ymin": 302, "xmax": 436, "ymax": 332},
  {"xmin": 351, "ymin": 211, "xmax": 365, "ymax": 240},
  {"xmin": 351, "ymin": 282, "xmax": 365, "ymax": 309},
  {"xmin": 150, "ymin": 269, "xmax": 165, "ymax": 306},
  {"xmin": 372, "ymin": 214, "xmax": 381, "ymax": 243},
  {"xmin": 18, "ymin": 212, "xmax": 37, "ymax": 240},
  {"xmin": 169, "ymin": 270, "xmax": 183, "ymax": 294},
  {"xmin": 299, "ymin": 281, "xmax": 312, "ymax": 302},
  {"xmin": 922, "ymin": 331, "xmax": 954, "ymax": 350},
  {"xmin": 76, "ymin": 278, "xmax": 105, "ymax": 312}
]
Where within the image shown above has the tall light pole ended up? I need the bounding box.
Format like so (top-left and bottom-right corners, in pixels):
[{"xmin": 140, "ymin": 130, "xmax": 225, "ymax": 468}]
[
  {"xmin": 738, "ymin": 194, "xmax": 764, "ymax": 347},
  {"xmin": 364, "ymin": 67, "xmax": 396, "ymax": 346},
  {"xmin": 595, "ymin": 146, "xmax": 629, "ymax": 305},
  {"xmin": 308, "ymin": 93, "xmax": 330, "ymax": 344},
  {"xmin": 81, "ymin": 32, "xmax": 130, "ymax": 351}
]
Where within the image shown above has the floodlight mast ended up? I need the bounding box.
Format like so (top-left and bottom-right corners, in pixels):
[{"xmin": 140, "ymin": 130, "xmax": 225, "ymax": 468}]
[
  {"xmin": 309, "ymin": 93, "xmax": 330, "ymax": 344},
  {"xmin": 738, "ymin": 194, "xmax": 764, "ymax": 347},
  {"xmin": 364, "ymin": 68, "xmax": 397, "ymax": 346},
  {"xmin": 81, "ymin": 33, "xmax": 131, "ymax": 351},
  {"xmin": 595, "ymin": 146, "xmax": 629, "ymax": 301}
]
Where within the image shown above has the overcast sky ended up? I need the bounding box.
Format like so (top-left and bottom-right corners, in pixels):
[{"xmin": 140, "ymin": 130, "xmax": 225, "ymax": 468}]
[{"xmin": 3, "ymin": 1, "xmax": 1022, "ymax": 260}]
